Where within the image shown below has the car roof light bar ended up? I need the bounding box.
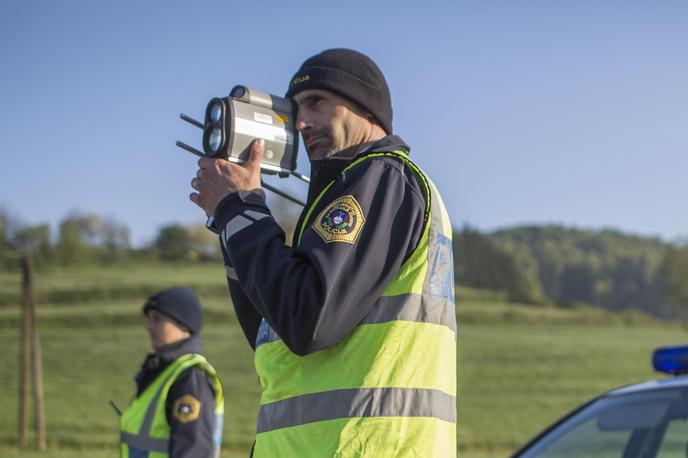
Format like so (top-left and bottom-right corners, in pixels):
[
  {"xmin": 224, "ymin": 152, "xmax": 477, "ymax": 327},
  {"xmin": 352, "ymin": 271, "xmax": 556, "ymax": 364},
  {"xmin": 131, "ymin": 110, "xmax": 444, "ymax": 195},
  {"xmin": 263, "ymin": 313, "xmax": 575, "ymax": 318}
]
[{"xmin": 653, "ymin": 344, "xmax": 688, "ymax": 375}]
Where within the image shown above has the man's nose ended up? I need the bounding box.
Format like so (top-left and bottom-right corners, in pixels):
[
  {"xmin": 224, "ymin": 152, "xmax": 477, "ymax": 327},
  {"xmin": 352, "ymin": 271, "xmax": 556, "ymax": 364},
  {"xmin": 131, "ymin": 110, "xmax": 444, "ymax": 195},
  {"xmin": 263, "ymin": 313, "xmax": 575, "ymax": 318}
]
[{"xmin": 295, "ymin": 113, "xmax": 311, "ymax": 132}]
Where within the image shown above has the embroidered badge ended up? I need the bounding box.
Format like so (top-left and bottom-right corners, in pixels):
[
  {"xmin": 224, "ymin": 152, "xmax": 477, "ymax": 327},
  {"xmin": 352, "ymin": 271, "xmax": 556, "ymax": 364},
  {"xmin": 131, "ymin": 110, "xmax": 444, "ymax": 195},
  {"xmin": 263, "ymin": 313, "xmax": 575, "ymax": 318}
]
[
  {"xmin": 312, "ymin": 195, "xmax": 366, "ymax": 244},
  {"xmin": 172, "ymin": 394, "xmax": 201, "ymax": 424}
]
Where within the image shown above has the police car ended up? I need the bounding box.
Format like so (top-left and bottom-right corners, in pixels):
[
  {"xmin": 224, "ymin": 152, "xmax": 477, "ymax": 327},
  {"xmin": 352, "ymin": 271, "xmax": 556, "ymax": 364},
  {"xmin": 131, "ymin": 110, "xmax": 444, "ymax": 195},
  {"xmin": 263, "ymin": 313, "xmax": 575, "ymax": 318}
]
[{"xmin": 511, "ymin": 344, "xmax": 688, "ymax": 457}]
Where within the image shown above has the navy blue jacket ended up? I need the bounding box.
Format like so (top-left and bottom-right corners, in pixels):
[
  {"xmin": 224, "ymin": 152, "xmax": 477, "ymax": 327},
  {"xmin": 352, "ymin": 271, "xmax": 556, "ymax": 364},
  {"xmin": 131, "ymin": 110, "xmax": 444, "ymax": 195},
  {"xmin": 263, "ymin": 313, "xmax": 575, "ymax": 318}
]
[{"xmin": 214, "ymin": 135, "xmax": 427, "ymax": 355}]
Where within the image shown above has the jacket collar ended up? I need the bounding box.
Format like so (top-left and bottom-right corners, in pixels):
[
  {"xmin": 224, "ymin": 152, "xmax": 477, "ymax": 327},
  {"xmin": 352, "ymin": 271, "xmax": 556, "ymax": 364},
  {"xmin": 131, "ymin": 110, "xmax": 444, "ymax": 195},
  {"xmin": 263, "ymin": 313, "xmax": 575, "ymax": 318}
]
[
  {"xmin": 307, "ymin": 135, "xmax": 410, "ymax": 203},
  {"xmin": 153, "ymin": 335, "xmax": 204, "ymax": 362},
  {"xmin": 360, "ymin": 134, "xmax": 410, "ymax": 155},
  {"xmin": 134, "ymin": 336, "xmax": 204, "ymax": 395}
]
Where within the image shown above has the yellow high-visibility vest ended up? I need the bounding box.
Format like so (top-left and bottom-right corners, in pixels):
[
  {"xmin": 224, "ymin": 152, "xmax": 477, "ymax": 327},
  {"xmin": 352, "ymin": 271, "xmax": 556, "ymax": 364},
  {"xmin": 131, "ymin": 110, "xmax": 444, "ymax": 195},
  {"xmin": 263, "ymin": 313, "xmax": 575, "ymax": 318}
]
[
  {"xmin": 253, "ymin": 150, "xmax": 457, "ymax": 457},
  {"xmin": 120, "ymin": 353, "xmax": 224, "ymax": 458}
]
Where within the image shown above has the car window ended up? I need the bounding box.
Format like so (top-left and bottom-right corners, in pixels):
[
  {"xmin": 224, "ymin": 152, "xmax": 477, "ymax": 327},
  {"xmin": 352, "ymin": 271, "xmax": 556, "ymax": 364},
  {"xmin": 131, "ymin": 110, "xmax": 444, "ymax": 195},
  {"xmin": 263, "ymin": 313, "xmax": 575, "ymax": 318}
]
[
  {"xmin": 517, "ymin": 388, "xmax": 688, "ymax": 458},
  {"xmin": 657, "ymin": 418, "xmax": 688, "ymax": 457},
  {"xmin": 526, "ymin": 418, "xmax": 630, "ymax": 458}
]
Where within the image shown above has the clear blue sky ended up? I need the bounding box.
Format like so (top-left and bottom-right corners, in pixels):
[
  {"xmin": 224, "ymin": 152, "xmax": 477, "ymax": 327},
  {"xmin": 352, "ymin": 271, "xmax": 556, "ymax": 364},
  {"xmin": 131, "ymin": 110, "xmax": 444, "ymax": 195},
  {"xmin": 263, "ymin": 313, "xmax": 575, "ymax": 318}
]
[{"xmin": 2, "ymin": 1, "xmax": 686, "ymax": 246}]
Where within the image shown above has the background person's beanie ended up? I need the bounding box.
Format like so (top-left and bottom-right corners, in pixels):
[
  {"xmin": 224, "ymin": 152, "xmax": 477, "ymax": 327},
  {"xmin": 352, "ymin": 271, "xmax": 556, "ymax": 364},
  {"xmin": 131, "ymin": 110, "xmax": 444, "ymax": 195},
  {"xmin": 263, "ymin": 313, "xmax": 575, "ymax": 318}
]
[
  {"xmin": 285, "ymin": 48, "xmax": 393, "ymax": 134},
  {"xmin": 143, "ymin": 286, "xmax": 203, "ymax": 335}
]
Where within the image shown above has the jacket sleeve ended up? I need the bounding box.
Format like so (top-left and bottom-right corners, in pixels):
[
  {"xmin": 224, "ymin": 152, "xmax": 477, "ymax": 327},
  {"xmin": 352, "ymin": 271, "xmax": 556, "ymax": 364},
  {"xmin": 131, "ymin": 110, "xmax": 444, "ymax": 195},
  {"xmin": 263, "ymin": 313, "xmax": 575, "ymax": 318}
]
[
  {"xmin": 165, "ymin": 367, "xmax": 217, "ymax": 458},
  {"xmin": 214, "ymin": 157, "xmax": 426, "ymax": 355},
  {"xmin": 221, "ymin": 237, "xmax": 263, "ymax": 349}
]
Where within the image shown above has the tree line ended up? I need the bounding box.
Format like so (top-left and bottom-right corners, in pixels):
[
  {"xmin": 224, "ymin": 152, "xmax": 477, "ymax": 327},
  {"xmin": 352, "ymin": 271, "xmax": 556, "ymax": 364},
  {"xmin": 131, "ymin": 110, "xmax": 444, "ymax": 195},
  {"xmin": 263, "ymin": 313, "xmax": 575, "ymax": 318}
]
[
  {"xmin": 454, "ymin": 225, "xmax": 688, "ymax": 319},
  {"xmin": 2, "ymin": 207, "xmax": 687, "ymax": 320},
  {"xmin": 0, "ymin": 208, "xmax": 220, "ymax": 269}
]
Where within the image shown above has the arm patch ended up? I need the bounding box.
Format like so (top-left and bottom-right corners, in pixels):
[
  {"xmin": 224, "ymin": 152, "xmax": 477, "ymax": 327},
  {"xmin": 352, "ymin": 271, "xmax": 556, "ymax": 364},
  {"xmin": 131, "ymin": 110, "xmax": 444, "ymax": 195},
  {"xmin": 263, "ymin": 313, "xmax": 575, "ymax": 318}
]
[
  {"xmin": 312, "ymin": 195, "xmax": 366, "ymax": 244},
  {"xmin": 172, "ymin": 394, "xmax": 202, "ymax": 424}
]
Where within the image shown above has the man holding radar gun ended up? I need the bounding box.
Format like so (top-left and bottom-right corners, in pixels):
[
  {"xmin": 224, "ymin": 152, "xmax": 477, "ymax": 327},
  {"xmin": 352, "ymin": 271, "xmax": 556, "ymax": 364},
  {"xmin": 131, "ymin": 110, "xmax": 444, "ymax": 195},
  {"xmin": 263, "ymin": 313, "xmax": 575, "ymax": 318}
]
[{"xmin": 184, "ymin": 48, "xmax": 456, "ymax": 457}]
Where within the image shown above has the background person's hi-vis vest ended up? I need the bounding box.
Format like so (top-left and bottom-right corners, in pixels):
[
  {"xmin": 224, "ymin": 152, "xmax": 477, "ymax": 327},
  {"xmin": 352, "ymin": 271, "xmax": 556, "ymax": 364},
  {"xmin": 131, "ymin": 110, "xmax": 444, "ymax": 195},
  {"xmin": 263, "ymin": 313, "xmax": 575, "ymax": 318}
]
[
  {"xmin": 253, "ymin": 151, "xmax": 457, "ymax": 457},
  {"xmin": 120, "ymin": 353, "xmax": 224, "ymax": 458}
]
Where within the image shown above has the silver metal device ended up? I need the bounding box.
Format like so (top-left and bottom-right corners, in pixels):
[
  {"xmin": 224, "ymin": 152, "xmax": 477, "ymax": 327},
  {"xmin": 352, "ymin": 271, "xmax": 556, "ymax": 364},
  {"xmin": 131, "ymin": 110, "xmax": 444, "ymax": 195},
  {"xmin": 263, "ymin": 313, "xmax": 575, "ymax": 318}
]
[{"xmin": 177, "ymin": 85, "xmax": 309, "ymax": 206}]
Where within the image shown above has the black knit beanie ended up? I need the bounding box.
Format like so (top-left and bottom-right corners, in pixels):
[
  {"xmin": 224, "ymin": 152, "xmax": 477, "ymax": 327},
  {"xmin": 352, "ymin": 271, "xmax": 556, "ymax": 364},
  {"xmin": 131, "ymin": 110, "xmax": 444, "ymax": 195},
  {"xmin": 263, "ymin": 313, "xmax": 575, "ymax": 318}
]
[
  {"xmin": 285, "ymin": 48, "xmax": 393, "ymax": 134},
  {"xmin": 143, "ymin": 287, "xmax": 203, "ymax": 335}
]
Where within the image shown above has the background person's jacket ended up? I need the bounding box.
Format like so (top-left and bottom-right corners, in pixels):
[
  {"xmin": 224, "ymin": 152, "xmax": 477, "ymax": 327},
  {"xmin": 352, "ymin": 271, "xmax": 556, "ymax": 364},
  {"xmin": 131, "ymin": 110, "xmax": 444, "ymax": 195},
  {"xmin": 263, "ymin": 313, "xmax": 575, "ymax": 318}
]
[{"xmin": 123, "ymin": 336, "xmax": 221, "ymax": 458}]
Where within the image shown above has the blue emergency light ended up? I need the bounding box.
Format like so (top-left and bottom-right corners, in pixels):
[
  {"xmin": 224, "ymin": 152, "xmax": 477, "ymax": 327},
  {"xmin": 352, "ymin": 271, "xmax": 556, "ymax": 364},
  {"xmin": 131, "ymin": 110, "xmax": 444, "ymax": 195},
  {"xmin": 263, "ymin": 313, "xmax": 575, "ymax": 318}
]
[{"xmin": 653, "ymin": 344, "xmax": 688, "ymax": 375}]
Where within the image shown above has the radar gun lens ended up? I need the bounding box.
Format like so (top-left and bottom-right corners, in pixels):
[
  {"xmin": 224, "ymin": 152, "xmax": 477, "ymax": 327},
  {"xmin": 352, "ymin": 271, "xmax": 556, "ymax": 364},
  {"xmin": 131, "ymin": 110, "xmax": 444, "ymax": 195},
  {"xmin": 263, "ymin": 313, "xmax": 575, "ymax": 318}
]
[
  {"xmin": 210, "ymin": 102, "xmax": 222, "ymax": 123},
  {"xmin": 209, "ymin": 127, "xmax": 222, "ymax": 152}
]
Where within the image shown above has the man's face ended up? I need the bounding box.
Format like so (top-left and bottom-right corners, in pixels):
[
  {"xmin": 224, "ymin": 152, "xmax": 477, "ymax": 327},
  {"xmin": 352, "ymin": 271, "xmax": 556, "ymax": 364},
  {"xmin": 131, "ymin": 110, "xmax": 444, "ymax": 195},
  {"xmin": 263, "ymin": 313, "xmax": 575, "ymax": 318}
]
[
  {"xmin": 145, "ymin": 309, "xmax": 189, "ymax": 351},
  {"xmin": 293, "ymin": 89, "xmax": 373, "ymax": 160}
]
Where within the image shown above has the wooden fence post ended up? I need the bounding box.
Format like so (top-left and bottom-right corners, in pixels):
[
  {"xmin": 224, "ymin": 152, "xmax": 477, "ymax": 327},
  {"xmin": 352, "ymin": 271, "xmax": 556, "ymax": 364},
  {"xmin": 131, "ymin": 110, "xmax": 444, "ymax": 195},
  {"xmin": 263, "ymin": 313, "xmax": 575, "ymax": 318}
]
[
  {"xmin": 27, "ymin": 256, "xmax": 46, "ymax": 450},
  {"xmin": 19, "ymin": 256, "xmax": 31, "ymax": 447},
  {"xmin": 19, "ymin": 255, "xmax": 46, "ymax": 450}
]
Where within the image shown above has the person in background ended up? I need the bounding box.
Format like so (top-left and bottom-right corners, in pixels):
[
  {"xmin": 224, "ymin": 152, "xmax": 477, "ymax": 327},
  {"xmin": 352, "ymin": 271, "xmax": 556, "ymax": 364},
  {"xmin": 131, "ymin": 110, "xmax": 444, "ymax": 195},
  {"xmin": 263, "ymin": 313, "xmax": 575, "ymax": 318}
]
[{"xmin": 120, "ymin": 286, "xmax": 224, "ymax": 458}]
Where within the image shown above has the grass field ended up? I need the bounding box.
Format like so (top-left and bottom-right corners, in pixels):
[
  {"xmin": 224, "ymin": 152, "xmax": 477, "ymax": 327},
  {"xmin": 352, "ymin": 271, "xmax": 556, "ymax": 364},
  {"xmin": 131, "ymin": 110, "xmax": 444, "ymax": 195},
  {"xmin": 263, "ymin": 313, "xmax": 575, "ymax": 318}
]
[{"xmin": 1, "ymin": 264, "xmax": 686, "ymax": 457}]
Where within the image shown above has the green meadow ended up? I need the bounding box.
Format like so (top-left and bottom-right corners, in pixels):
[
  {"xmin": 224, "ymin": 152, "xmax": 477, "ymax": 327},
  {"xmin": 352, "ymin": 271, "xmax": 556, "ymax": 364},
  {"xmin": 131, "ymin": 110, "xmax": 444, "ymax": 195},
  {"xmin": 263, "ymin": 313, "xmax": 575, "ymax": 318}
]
[{"xmin": 1, "ymin": 264, "xmax": 686, "ymax": 457}]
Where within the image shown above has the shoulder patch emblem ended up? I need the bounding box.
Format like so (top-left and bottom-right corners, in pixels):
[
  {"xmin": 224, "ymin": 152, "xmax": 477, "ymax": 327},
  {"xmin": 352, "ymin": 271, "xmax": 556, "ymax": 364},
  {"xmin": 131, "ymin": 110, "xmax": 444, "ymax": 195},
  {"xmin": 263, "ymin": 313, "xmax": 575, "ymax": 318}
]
[
  {"xmin": 312, "ymin": 195, "xmax": 366, "ymax": 244},
  {"xmin": 172, "ymin": 394, "xmax": 201, "ymax": 424}
]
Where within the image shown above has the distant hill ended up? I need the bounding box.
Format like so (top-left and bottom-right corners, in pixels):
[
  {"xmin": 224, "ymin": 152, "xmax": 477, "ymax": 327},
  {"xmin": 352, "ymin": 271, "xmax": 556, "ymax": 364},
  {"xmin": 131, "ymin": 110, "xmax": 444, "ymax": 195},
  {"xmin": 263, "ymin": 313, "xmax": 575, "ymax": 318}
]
[{"xmin": 454, "ymin": 225, "xmax": 683, "ymax": 319}]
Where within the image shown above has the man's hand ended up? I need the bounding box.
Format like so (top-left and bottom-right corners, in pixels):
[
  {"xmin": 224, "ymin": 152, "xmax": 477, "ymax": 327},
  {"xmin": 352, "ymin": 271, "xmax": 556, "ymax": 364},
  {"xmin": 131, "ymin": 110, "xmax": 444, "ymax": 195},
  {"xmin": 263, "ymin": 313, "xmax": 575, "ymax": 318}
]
[{"xmin": 190, "ymin": 139, "xmax": 264, "ymax": 216}]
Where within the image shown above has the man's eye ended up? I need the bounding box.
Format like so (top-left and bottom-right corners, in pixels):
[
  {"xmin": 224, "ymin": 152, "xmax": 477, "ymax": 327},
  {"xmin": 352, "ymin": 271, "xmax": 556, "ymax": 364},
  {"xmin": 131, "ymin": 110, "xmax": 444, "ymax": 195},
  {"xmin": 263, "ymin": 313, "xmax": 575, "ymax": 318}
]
[{"xmin": 307, "ymin": 97, "xmax": 323, "ymax": 108}]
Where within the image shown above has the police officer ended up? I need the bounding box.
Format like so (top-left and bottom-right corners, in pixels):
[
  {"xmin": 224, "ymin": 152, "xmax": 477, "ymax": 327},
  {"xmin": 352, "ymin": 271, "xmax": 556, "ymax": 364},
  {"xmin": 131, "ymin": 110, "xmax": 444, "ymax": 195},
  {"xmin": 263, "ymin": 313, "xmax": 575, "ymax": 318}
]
[
  {"xmin": 191, "ymin": 49, "xmax": 456, "ymax": 457},
  {"xmin": 120, "ymin": 287, "xmax": 224, "ymax": 458}
]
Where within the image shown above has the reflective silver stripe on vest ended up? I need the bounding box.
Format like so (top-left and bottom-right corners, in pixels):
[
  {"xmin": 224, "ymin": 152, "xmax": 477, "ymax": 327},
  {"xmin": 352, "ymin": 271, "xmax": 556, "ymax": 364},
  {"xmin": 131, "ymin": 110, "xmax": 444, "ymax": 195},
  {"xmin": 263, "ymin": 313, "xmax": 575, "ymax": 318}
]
[
  {"xmin": 425, "ymin": 182, "xmax": 456, "ymax": 304},
  {"xmin": 257, "ymin": 387, "xmax": 456, "ymax": 434},
  {"xmin": 256, "ymin": 293, "xmax": 456, "ymax": 348},
  {"xmin": 363, "ymin": 294, "xmax": 456, "ymax": 333},
  {"xmin": 121, "ymin": 431, "xmax": 169, "ymax": 452}
]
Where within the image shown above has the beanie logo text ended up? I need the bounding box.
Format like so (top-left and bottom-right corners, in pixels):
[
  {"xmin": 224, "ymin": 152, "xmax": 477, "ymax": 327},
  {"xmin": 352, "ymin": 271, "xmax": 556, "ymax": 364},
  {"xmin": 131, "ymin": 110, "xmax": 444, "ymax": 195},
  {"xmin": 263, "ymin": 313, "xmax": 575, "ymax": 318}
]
[{"xmin": 291, "ymin": 74, "xmax": 310, "ymax": 87}]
